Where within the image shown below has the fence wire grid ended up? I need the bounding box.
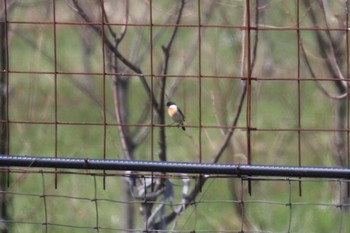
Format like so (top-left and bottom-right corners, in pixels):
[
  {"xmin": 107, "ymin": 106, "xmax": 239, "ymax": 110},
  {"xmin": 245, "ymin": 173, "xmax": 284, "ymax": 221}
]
[{"xmin": 1, "ymin": 0, "xmax": 350, "ymax": 232}]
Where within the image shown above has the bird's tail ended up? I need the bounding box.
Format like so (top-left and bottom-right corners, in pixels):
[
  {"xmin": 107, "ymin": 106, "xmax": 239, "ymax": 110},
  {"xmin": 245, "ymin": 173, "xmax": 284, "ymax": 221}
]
[{"xmin": 181, "ymin": 123, "xmax": 186, "ymax": 131}]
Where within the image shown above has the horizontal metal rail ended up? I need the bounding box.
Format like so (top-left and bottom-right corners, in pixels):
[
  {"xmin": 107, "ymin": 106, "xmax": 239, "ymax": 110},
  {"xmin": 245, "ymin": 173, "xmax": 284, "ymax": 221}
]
[{"xmin": 1, "ymin": 155, "xmax": 350, "ymax": 179}]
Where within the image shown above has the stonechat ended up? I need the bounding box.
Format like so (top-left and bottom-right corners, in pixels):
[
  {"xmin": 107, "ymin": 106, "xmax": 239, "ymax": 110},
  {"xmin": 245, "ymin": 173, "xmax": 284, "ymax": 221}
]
[{"xmin": 166, "ymin": 101, "xmax": 186, "ymax": 131}]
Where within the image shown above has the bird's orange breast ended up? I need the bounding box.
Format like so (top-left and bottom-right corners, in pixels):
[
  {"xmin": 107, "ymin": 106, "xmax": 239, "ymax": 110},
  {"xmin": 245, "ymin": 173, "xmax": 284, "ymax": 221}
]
[{"xmin": 167, "ymin": 106, "xmax": 177, "ymax": 117}]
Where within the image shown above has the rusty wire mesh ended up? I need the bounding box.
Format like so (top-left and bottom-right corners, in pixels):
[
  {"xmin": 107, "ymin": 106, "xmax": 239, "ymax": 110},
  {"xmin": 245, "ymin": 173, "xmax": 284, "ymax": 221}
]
[{"xmin": 1, "ymin": 0, "xmax": 350, "ymax": 232}]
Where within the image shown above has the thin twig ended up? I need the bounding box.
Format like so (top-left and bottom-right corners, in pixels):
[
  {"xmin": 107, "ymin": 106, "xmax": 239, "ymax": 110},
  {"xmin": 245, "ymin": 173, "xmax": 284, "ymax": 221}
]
[
  {"xmin": 211, "ymin": 88, "xmax": 247, "ymax": 163},
  {"xmin": 318, "ymin": 0, "xmax": 348, "ymax": 93},
  {"xmin": 67, "ymin": 0, "xmax": 160, "ymax": 111},
  {"xmin": 153, "ymin": 0, "xmax": 252, "ymax": 227},
  {"xmin": 99, "ymin": 0, "xmax": 118, "ymax": 42},
  {"xmin": 303, "ymin": 0, "xmax": 348, "ymax": 96},
  {"xmin": 300, "ymin": 40, "xmax": 347, "ymax": 99},
  {"xmin": 117, "ymin": 0, "xmax": 129, "ymax": 43},
  {"xmin": 158, "ymin": 0, "xmax": 186, "ymax": 162}
]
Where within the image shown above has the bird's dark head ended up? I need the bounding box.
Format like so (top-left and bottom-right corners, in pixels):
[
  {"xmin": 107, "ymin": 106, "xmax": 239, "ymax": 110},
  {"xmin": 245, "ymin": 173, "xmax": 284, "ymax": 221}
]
[{"xmin": 166, "ymin": 102, "xmax": 175, "ymax": 107}]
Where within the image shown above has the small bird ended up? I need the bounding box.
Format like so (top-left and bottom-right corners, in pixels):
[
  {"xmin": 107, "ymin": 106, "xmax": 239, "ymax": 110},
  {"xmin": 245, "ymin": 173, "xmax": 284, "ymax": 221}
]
[{"xmin": 166, "ymin": 101, "xmax": 186, "ymax": 131}]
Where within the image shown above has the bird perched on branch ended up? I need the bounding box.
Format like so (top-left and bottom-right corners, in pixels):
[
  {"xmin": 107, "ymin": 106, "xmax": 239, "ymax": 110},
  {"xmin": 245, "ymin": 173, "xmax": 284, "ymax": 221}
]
[{"xmin": 166, "ymin": 101, "xmax": 186, "ymax": 131}]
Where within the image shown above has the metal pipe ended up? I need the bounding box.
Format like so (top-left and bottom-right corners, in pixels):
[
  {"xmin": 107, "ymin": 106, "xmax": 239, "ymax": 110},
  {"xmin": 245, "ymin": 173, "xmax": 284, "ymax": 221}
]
[{"xmin": 1, "ymin": 154, "xmax": 350, "ymax": 178}]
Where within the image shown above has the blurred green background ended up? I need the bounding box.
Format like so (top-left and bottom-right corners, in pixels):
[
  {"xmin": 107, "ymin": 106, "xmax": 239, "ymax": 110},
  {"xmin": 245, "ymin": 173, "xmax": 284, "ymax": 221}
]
[{"xmin": 2, "ymin": 0, "xmax": 350, "ymax": 232}]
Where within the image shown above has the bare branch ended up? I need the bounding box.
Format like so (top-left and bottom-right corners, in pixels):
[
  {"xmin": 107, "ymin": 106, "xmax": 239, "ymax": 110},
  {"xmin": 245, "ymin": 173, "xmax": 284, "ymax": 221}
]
[
  {"xmin": 303, "ymin": 0, "xmax": 350, "ymax": 210},
  {"xmin": 212, "ymin": 88, "xmax": 247, "ymax": 163},
  {"xmin": 300, "ymin": 41, "xmax": 348, "ymax": 99},
  {"xmin": 117, "ymin": 0, "xmax": 129, "ymax": 43},
  {"xmin": 130, "ymin": 1, "xmax": 190, "ymax": 151},
  {"xmin": 158, "ymin": 0, "xmax": 186, "ymax": 162},
  {"xmin": 67, "ymin": 0, "xmax": 160, "ymax": 111},
  {"xmin": 318, "ymin": 0, "xmax": 348, "ymax": 90},
  {"xmin": 166, "ymin": 71, "xmax": 248, "ymax": 233},
  {"xmin": 99, "ymin": 0, "xmax": 129, "ymax": 44},
  {"xmin": 302, "ymin": 0, "xmax": 348, "ymax": 96},
  {"xmin": 152, "ymin": 0, "xmax": 254, "ymax": 227}
]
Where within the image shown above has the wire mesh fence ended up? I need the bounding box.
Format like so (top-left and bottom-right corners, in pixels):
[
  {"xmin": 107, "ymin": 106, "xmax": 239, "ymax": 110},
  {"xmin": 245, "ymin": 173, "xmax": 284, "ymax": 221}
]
[
  {"xmin": 2, "ymin": 167, "xmax": 350, "ymax": 233},
  {"xmin": 1, "ymin": 0, "xmax": 350, "ymax": 232}
]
